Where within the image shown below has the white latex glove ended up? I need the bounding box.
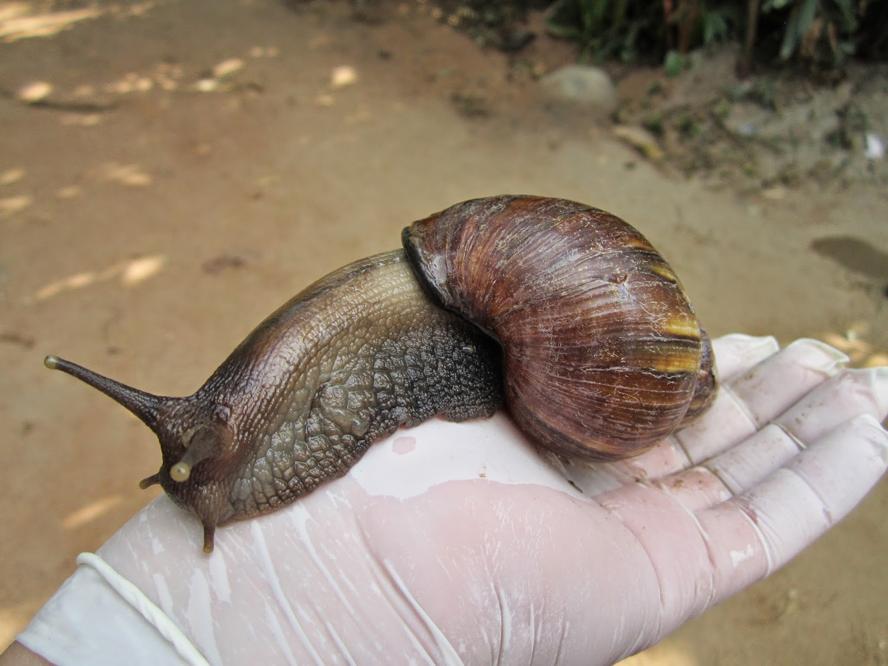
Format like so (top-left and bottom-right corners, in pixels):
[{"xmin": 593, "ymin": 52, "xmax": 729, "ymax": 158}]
[{"xmin": 14, "ymin": 335, "xmax": 888, "ymax": 665}]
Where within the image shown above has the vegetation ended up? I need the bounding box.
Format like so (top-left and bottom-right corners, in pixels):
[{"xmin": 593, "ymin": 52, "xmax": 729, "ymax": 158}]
[
  {"xmin": 440, "ymin": 0, "xmax": 887, "ymax": 72},
  {"xmin": 544, "ymin": 0, "xmax": 888, "ymax": 71}
]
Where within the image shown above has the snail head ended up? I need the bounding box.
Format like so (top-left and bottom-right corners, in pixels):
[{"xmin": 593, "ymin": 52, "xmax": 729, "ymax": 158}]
[{"xmin": 44, "ymin": 355, "xmax": 237, "ymax": 550}]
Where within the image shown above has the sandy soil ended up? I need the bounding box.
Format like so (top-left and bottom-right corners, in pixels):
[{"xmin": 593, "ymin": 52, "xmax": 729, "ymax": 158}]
[{"xmin": 1, "ymin": 0, "xmax": 886, "ymax": 663}]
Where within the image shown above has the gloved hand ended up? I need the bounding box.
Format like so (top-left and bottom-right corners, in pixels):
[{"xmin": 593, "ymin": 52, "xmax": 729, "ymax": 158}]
[{"xmin": 13, "ymin": 335, "xmax": 888, "ymax": 665}]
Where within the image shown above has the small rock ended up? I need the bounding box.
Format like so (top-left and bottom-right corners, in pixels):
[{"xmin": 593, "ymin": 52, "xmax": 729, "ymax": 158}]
[
  {"xmin": 539, "ymin": 65, "xmax": 617, "ymax": 116},
  {"xmin": 865, "ymin": 133, "xmax": 884, "ymax": 161},
  {"xmin": 612, "ymin": 125, "xmax": 664, "ymax": 161}
]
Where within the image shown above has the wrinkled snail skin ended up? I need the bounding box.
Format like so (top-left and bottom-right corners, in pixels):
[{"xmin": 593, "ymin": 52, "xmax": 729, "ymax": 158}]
[{"xmin": 44, "ymin": 195, "xmax": 716, "ymax": 553}]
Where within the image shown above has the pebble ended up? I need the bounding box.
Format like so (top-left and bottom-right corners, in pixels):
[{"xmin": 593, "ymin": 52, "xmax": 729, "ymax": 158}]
[{"xmin": 539, "ymin": 65, "xmax": 617, "ymax": 116}]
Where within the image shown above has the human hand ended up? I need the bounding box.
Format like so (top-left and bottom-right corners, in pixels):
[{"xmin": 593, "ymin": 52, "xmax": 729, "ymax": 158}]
[{"xmin": 16, "ymin": 335, "xmax": 888, "ymax": 665}]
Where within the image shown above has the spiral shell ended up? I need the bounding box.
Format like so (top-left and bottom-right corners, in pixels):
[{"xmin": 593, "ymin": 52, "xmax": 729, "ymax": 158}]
[{"xmin": 403, "ymin": 195, "xmax": 716, "ymax": 460}]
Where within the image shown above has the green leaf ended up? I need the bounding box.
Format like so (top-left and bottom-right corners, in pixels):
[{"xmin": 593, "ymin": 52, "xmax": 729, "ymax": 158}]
[
  {"xmin": 546, "ymin": 20, "xmax": 582, "ymax": 39},
  {"xmin": 702, "ymin": 12, "xmax": 728, "ymax": 45},
  {"xmin": 779, "ymin": 0, "xmax": 818, "ymax": 61},
  {"xmin": 763, "ymin": 0, "xmax": 793, "ymax": 12},
  {"xmin": 664, "ymin": 50, "xmax": 685, "ymax": 77},
  {"xmin": 832, "ymin": 0, "xmax": 856, "ymax": 28}
]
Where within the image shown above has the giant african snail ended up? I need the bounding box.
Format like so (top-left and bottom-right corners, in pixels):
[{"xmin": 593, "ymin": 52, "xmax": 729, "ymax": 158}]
[{"xmin": 45, "ymin": 195, "xmax": 717, "ymax": 553}]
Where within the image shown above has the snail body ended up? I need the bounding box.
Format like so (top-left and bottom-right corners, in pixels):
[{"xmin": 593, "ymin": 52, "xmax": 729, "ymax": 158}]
[{"xmin": 46, "ymin": 196, "xmax": 716, "ymax": 552}]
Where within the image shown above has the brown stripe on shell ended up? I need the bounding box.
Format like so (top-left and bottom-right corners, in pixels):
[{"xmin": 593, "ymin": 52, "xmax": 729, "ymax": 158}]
[{"xmin": 403, "ymin": 195, "xmax": 717, "ymax": 460}]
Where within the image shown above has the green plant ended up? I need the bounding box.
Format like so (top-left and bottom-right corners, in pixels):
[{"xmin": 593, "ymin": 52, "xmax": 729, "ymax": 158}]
[
  {"xmin": 663, "ymin": 50, "xmax": 688, "ymax": 76},
  {"xmin": 545, "ymin": 0, "xmax": 741, "ymax": 65},
  {"xmin": 545, "ymin": 0, "xmax": 666, "ymax": 63},
  {"xmin": 542, "ymin": 0, "xmax": 887, "ymax": 72},
  {"xmin": 762, "ymin": 0, "xmax": 860, "ymax": 66}
]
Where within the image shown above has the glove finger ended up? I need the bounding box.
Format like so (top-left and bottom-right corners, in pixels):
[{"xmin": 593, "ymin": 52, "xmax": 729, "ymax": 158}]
[
  {"xmin": 651, "ymin": 367, "xmax": 888, "ymax": 510},
  {"xmin": 697, "ymin": 414, "xmax": 888, "ymax": 607},
  {"xmin": 774, "ymin": 367, "xmax": 888, "ymax": 442},
  {"xmin": 675, "ymin": 339, "xmax": 847, "ymax": 464},
  {"xmin": 711, "ymin": 334, "xmax": 780, "ymax": 382},
  {"xmin": 565, "ymin": 339, "xmax": 845, "ymax": 496},
  {"xmin": 706, "ymin": 368, "xmax": 888, "ymax": 496}
]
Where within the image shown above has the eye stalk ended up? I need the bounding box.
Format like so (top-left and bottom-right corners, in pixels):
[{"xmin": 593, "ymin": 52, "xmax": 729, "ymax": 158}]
[
  {"xmin": 42, "ymin": 355, "xmax": 173, "ymax": 432},
  {"xmin": 170, "ymin": 462, "xmax": 192, "ymax": 482},
  {"xmin": 41, "ymin": 354, "xmax": 236, "ymax": 487},
  {"xmin": 168, "ymin": 422, "xmax": 231, "ymax": 483}
]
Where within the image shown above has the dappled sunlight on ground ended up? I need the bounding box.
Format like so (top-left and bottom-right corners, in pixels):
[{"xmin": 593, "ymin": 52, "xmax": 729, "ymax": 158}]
[
  {"xmin": 103, "ymin": 62, "xmax": 183, "ymax": 94},
  {"xmin": 14, "ymin": 79, "xmax": 51, "ymax": 102},
  {"xmin": 310, "ymin": 64, "xmax": 360, "ymax": 108},
  {"xmin": 62, "ymin": 495, "xmax": 124, "ymax": 530},
  {"xmin": 120, "ymin": 255, "xmax": 165, "ymax": 285},
  {"xmin": 248, "ymin": 45, "xmax": 278, "ymax": 58},
  {"xmin": 33, "ymin": 254, "xmax": 166, "ymax": 301},
  {"xmin": 54, "ymin": 184, "xmax": 79, "ymax": 199},
  {"xmin": 0, "ymin": 167, "xmax": 25, "ymax": 185},
  {"xmin": 1, "ymin": 169, "xmax": 31, "ymax": 216},
  {"xmin": 0, "ymin": 3, "xmax": 100, "ymax": 42},
  {"xmin": 5, "ymin": 34, "xmax": 282, "ymax": 113},
  {"xmin": 96, "ymin": 162, "xmax": 152, "ymax": 187},
  {"xmin": 618, "ymin": 642, "xmax": 699, "ymax": 666},
  {"xmin": 0, "ymin": 193, "xmax": 31, "ymax": 216},
  {"xmin": 212, "ymin": 57, "xmax": 243, "ymax": 79},
  {"xmin": 330, "ymin": 64, "xmax": 358, "ymax": 89},
  {"xmin": 822, "ymin": 324, "xmax": 888, "ymax": 368},
  {"xmin": 71, "ymin": 83, "xmax": 96, "ymax": 97},
  {"xmin": 59, "ymin": 112, "xmax": 102, "ymax": 126},
  {"xmin": 0, "ymin": 1, "xmax": 156, "ymax": 42},
  {"xmin": 105, "ymin": 72, "xmax": 154, "ymax": 94}
]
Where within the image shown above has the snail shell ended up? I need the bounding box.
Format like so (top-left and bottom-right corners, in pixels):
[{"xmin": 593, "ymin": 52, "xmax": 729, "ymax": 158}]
[{"xmin": 404, "ymin": 196, "xmax": 716, "ymax": 460}]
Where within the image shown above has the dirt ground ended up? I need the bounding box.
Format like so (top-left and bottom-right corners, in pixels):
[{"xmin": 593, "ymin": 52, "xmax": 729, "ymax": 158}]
[{"xmin": 1, "ymin": 0, "xmax": 886, "ymax": 663}]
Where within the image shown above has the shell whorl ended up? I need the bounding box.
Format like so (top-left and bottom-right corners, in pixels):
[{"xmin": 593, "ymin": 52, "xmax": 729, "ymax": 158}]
[{"xmin": 403, "ymin": 195, "xmax": 716, "ymax": 460}]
